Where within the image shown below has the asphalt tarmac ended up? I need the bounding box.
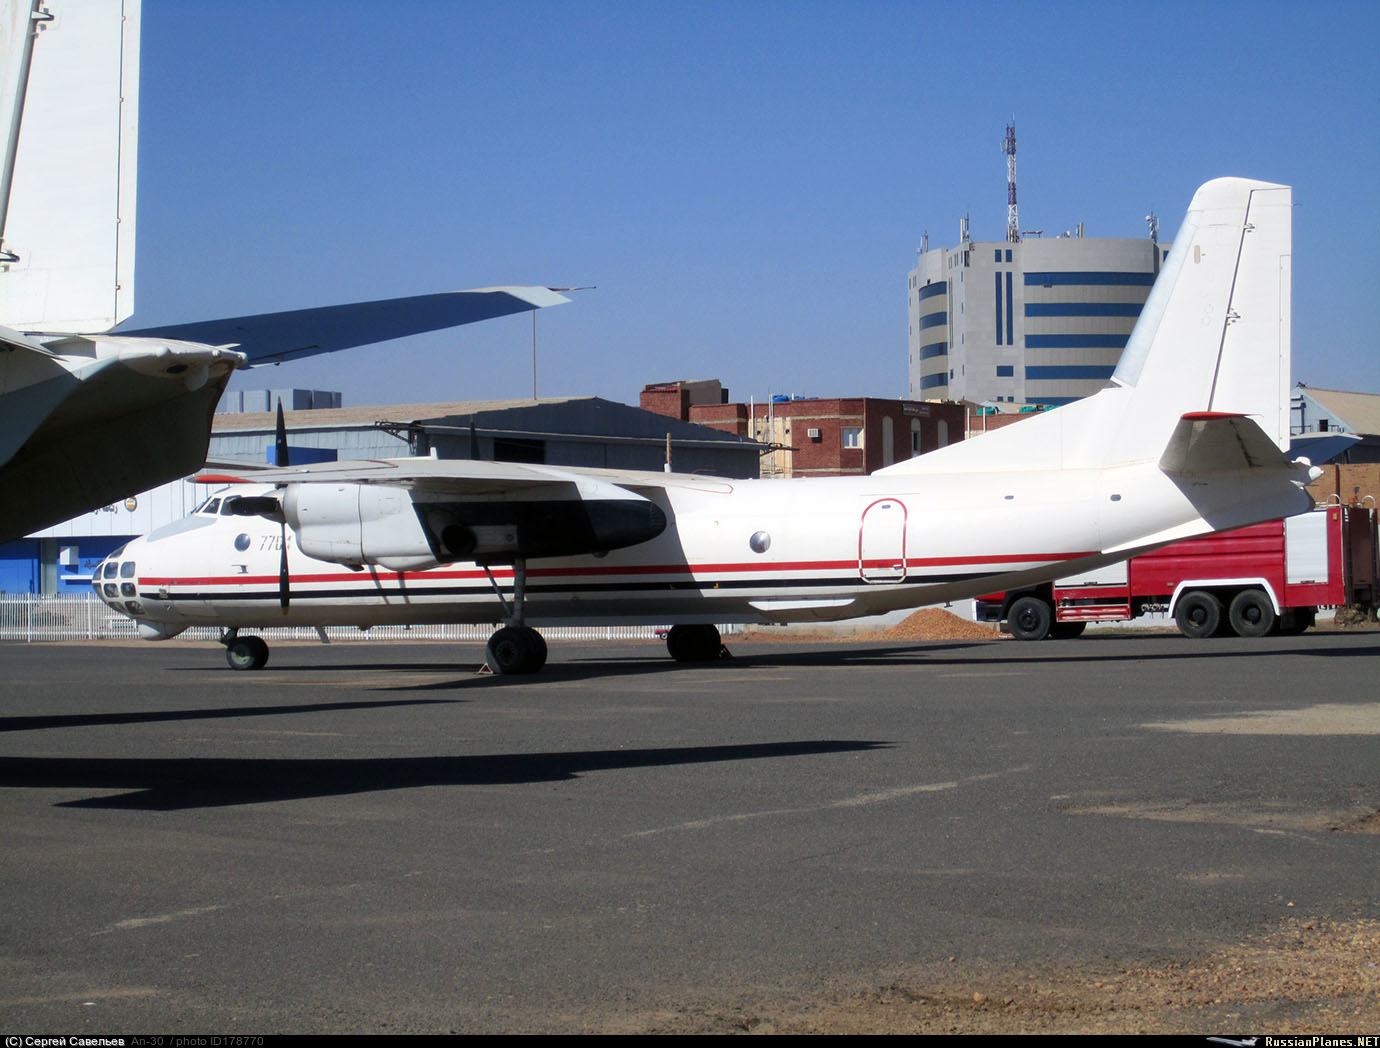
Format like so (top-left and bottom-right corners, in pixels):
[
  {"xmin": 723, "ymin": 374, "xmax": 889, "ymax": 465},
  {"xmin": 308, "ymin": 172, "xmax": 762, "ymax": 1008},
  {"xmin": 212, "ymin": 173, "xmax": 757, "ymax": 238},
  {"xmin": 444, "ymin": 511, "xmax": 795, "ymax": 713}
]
[{"xmin": 2, "ymin": 632, "xmax": 1377, "ymax": 1032}]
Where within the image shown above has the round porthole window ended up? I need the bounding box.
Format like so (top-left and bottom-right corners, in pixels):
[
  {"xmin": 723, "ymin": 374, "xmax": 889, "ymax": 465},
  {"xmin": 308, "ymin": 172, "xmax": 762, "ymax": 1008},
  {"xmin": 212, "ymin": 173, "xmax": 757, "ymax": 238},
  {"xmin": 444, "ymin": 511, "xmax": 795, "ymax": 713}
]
[
  {"xmin": 749, "ymin": 531, "xmax": 771, "ymax": 554},
  {"xmin": 234, "ymin": 533, "xmax": 252, "ymax": 552}
]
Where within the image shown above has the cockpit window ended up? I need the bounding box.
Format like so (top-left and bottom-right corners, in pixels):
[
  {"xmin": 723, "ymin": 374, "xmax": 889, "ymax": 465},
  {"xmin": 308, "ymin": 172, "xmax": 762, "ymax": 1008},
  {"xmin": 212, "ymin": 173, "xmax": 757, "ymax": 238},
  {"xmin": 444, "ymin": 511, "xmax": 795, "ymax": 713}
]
[
  {"xmin": 220, "ymin": 497, "xmax": 239, "ymax": 515},
  {"xmin": 120, "ymin": 562, "xmax": 136, "ymax": 578},
  {"xmin": 102, "ymin": 561, "xmax": 119, "ymax": 579},
  {"xmin": 199, "ymin": 497, "xmax": 221, "ymax": 515}
]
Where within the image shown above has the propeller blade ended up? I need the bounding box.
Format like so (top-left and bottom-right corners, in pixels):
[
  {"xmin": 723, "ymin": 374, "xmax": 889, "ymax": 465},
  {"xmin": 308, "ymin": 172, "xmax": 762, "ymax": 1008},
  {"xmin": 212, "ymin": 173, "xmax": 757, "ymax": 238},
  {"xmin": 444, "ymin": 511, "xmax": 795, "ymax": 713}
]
[
  {"xmin": 275, "ymin": 401, "xmax": 290, "ymax": 467},
  {"xmin": 276, "ymin": 399, "xmax": 291, "ymax": 611},
  {"xmin": 279, "ymin": 521, "xmax": 290, "ymax": 612}
]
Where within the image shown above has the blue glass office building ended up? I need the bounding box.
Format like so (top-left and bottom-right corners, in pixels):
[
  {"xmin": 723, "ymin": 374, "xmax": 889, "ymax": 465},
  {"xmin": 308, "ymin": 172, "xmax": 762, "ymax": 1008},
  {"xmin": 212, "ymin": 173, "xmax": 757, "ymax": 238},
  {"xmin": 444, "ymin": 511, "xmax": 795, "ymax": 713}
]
[{"xmin": 908, "ymin": 235, "xmax": 1169, "ymax": 409}]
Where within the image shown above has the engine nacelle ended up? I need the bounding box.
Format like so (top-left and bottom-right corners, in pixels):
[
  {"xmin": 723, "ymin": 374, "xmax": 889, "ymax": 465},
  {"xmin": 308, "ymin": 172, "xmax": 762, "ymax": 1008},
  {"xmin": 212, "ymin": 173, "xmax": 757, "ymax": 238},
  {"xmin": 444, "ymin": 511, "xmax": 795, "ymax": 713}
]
[
  {"xmin": 283, "ymin": 483, "xmax": 442, "ymax": 571},
  {"xmin": 279, "ymin": 477, "xmax": 669, "ymax": 571}
]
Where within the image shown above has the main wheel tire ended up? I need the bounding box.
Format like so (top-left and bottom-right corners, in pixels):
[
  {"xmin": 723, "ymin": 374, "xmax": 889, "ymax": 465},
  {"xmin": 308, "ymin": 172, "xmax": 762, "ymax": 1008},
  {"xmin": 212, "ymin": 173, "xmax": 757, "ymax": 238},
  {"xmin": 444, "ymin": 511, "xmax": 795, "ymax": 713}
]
[
  {"xmin": 1174, "ymin": 590, "xmax": 1223, "ymax": 639},
  {"xmin": 486, "ymin": 626, "xmax": 545, "ymax": 674},
  {"xmin": 225, "ymin": 635, "xmax": 269, "ymax": 671},
  {"xmin": 666, "ymin": 624, "xmax": 722, "ymax": 662},
  {"xmin": 528, "ymin": 629, "xmax": 548, "ymax": 672},
  {"xmin": 1228, "ymin": 589, "xmax": 1276, "ymax": 638},
  {"xmin": 1007, "ymin": 596, "xmax": 1053, "ymax": 641},
  {"xmin": 1050, "ymin": 621, "xmax": 1087, "ymax": 639}
]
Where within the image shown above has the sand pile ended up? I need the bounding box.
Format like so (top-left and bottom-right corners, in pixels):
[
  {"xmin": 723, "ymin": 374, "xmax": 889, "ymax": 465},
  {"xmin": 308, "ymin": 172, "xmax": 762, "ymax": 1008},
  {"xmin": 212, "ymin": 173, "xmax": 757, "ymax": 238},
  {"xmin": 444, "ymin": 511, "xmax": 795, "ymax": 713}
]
[
  {"xmin": 742, "ymin": 608, "xmax": 1003, "ymax": 644},
  {"xmin": 856, "ymin": 607, "xmax": 1005, "ymax": 642}
]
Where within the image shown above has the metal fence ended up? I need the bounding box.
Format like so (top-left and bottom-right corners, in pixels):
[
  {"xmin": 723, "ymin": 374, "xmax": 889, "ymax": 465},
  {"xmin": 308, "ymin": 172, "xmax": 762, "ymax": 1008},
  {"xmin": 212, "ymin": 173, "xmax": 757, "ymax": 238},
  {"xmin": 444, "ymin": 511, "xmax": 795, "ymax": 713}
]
[{"xmin": 0, "ymin": 594, "xmax": 732, "ymax": 643}]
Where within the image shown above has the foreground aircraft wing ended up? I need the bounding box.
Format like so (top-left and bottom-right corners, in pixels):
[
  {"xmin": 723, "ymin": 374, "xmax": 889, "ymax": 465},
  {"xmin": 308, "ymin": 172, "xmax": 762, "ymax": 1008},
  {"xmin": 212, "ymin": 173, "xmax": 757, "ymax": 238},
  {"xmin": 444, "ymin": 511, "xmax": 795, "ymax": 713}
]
[{"xmin": 116, "ymin": 286, "xmax": 571, "ymax": 365}]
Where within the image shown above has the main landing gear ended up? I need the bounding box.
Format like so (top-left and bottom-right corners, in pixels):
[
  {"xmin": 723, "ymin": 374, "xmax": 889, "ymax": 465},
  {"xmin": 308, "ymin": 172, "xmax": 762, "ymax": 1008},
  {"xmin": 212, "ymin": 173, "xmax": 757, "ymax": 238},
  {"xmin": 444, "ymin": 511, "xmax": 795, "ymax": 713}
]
[
  {"xmin": 482, "ymin": 558, "xmax": 547, "ymax": 675},
  {"xmin": 480, "ymin": 559, "xmax": 730, "ymax": 675},
  {"xmin": 664, "ymin": 623, "xmax": 726, "ymax": 662}
]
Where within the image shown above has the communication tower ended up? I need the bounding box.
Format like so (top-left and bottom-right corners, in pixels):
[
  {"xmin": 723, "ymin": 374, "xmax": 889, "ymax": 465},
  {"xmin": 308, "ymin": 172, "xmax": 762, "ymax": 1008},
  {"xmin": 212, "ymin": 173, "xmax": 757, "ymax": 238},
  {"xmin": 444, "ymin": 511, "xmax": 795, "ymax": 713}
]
[{"xmin": 1003, "ymin": 123, "xmax": 1020, "ymax": 243}]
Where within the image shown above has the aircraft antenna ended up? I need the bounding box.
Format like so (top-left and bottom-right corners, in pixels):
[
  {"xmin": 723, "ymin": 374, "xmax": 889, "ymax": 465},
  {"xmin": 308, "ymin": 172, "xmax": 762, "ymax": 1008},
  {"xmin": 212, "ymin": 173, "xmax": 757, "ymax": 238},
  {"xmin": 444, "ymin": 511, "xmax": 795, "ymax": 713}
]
[{"xmin": 1003, "ymin": 122, "xmax": 1020, "ymax": 243}]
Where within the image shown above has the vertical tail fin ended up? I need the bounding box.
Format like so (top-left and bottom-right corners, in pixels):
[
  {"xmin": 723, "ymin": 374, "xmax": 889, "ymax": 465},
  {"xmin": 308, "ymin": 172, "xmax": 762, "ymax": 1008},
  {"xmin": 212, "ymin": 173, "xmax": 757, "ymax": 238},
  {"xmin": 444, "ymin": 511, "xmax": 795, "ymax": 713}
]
[
  {"xmin": 876, "ymin": 177, "xmax": 1293, "ymax": 477},
  {"xmin": 1106, "ymin": 177, "xmax": 1291, "ymax": 460}
]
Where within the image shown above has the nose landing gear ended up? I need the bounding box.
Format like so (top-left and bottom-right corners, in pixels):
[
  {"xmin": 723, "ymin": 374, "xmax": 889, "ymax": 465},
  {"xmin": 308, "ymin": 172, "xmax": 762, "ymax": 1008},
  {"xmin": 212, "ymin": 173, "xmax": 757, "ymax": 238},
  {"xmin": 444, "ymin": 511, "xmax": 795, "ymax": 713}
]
[{"xmin": 222, "ymin": 629, "xmax": 270, "ymax": 671}]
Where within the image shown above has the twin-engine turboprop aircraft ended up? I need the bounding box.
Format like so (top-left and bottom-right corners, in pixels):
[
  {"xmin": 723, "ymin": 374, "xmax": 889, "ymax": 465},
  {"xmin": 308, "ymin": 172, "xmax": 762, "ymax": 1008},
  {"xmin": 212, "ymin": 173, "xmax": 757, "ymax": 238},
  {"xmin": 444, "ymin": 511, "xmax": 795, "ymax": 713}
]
[
  {"xmin": 99, "ymin": 178, "xmax": 1319, "ymax": 674},
  {"xmin": 0, "ymin": 0, "xmax": 567, "ymax": 540}
]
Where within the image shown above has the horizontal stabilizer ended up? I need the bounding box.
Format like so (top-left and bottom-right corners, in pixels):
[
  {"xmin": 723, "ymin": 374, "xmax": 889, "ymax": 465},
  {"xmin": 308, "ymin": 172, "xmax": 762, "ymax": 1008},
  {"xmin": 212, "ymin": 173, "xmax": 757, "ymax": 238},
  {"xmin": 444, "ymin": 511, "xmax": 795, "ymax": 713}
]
[
  {"xmin": 1158, "ymin": 412, "xmax": 1293, "ymax": 475},
  {"xmin": 117, "ymin": 286, "xmax": 570, "ymax": 365}
]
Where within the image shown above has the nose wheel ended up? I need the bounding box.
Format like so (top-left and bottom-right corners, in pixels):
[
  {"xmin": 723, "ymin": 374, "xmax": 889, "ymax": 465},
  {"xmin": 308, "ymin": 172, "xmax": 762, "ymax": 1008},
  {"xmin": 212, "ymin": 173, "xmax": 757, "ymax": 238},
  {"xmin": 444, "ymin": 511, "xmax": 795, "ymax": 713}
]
[{"xmin": 222, "ymin": 630, "xmax": 270, "ymax": 671}]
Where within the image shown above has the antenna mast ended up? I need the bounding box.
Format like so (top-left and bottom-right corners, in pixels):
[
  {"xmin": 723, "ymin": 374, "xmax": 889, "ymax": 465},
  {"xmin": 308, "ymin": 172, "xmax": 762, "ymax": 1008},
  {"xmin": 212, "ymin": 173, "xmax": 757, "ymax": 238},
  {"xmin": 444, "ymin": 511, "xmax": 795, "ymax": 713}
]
[{"xmin": 1003, "ymin": 122, "xmax": 1019, "ymax": 243}]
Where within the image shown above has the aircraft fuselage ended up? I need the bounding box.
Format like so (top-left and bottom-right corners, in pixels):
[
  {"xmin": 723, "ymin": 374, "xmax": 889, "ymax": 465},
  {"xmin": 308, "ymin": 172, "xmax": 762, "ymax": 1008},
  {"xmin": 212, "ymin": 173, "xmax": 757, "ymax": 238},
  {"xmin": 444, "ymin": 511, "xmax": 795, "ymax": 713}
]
[{"xmin": 100, "ymin": 457, "xmax": 1298, "ymax": 635}]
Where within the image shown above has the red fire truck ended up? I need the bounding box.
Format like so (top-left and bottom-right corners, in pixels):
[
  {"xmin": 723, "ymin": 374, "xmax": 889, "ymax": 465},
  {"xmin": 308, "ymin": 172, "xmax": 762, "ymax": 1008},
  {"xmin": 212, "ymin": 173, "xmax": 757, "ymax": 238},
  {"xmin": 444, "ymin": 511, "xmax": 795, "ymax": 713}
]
[{"xmin": 977, "ymin": 504, "xmax": 1379, "ymax": 640}]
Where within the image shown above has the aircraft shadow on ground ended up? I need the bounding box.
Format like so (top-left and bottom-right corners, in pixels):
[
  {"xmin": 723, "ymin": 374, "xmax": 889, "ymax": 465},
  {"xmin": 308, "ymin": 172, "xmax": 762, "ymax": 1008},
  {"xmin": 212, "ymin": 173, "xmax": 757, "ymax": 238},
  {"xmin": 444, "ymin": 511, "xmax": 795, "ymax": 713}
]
[
  {"xmin": 0, "ymin": 739, "xmax": 889, "ymax": 811},
  {"xmin": 0, "ymin": 697, "xmax": 468, "ymax": 734},
  {"xmin": 375, "ymin": 636, "xmax": 1380, "ymax": 690}
]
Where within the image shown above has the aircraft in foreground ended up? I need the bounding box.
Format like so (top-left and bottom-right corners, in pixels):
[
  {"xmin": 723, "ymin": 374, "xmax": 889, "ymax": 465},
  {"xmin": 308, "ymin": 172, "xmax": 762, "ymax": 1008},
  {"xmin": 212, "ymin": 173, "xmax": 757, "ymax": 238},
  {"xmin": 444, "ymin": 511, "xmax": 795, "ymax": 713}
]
[
  {"xmin": 100, "ymin": 177, "xmax": 1318, "ymax": 673},
  {"xmin": 0, "ymin": 0, "xmax": 567, "ymax": 540}
]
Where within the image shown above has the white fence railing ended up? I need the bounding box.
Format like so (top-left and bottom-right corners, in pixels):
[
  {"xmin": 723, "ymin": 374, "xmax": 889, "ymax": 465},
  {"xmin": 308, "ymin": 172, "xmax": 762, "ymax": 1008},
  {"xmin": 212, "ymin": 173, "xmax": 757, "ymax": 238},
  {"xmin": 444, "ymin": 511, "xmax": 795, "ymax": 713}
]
[{"xmin": 0, "ymin": 594, "xmax": 734, "ymax": 643}]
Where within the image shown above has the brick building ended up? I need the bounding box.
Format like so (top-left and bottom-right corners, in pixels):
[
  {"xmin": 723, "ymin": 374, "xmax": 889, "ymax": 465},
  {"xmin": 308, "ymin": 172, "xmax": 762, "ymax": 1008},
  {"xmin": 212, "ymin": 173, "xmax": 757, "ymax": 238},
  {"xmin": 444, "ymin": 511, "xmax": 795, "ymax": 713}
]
[{"xmin": 640, "ymin": 381, "xmax": 965, "ymax": 478}]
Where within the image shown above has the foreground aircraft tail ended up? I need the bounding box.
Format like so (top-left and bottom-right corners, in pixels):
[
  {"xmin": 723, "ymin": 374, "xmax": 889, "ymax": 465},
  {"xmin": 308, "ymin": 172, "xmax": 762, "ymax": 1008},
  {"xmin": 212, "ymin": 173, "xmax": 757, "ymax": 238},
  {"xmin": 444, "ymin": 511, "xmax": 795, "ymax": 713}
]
[
  {"xmin": 0, "ymin": 1, "xmax": 573, "ymax": 542},
  {"xmin": 0, "ymin": 0, "xmax": 140, "ymax": 332},
  {"xmin": 879, "ymin": 177, "xmax": 1298, "ymax": 478}
]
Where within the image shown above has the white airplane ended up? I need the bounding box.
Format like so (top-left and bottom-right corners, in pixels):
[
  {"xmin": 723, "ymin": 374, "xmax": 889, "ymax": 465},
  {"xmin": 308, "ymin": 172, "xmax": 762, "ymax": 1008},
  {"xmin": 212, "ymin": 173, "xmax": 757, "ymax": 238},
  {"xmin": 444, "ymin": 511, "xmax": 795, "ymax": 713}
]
[
  {"xmin": 99, "ymin": 177, "xmax": 1318, "ymax": 674},
  {"xmin": 0, "ymin": 0, "xmax": 567, "ymax": 541}
]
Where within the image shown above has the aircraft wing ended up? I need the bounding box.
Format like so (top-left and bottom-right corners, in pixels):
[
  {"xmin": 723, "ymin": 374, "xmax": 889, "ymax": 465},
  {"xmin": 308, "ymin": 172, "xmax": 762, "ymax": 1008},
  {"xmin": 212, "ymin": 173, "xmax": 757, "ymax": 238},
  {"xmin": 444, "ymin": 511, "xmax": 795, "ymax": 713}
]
[
  {"xmin": 198, "ymin": 457, "xmax": 592, "ymax": 497},
  {"xmin": 115, "ymin": 285, "xmax": 570, "ymax": 365},
  {"xmin": 196, "ymin": 456, "xmax": 727, "ymax": 496}
]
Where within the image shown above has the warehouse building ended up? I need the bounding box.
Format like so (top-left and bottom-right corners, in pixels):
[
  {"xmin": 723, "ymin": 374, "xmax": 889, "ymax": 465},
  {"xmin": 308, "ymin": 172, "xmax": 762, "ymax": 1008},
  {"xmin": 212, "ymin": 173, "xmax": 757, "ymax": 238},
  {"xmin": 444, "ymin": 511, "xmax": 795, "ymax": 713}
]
[
  {"xmin": 1292, "ymin": 385, "xmax": 1380, "ymax": 463},
  {"xmin": 1, "ymin": 392, "xmax": 763, "ymax": 594}
]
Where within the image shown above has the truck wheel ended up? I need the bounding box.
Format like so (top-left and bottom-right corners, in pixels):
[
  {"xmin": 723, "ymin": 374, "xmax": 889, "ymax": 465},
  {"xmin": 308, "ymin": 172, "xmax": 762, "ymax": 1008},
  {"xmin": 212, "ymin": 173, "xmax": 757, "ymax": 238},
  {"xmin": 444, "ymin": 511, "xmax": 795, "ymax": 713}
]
[
  {"xmin": 1277, "ymin": 608, "xmax": 1315, "ymax": 635},
  {"xmin": 1008, "ymin": 596, "xmax": 1053, "ymax": 641},
  {"xmin": 1228, "ymin": 590, "xmax": 1276, "ymax": 638},
  {"xmin": 1174, "ymin": 591, "xmax": 1223, "ymax": 638}
]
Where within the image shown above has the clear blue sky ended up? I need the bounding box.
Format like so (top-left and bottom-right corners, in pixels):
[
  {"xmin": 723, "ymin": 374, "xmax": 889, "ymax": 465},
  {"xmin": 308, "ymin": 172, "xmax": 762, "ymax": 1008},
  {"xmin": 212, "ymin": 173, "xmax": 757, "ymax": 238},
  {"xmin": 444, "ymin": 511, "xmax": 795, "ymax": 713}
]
[{"xmin": 127, "ymin": 0, "xmax": 1379, "ymax": 408}]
